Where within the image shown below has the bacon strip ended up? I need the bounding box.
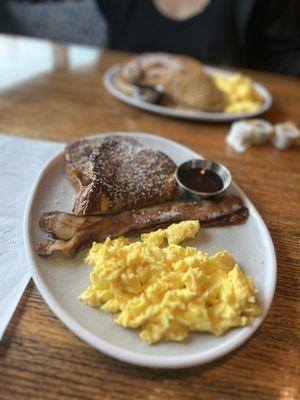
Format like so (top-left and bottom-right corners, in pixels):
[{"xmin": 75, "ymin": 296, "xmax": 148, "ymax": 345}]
[{"xmin": 36, "ymin": 195, "xmax": 248, "ymax": 258}]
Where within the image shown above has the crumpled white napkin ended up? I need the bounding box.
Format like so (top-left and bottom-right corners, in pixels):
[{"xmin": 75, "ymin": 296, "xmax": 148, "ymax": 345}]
[{"xmin": 0, "ymin": 134, "xmax": 63, "ymax": 340}]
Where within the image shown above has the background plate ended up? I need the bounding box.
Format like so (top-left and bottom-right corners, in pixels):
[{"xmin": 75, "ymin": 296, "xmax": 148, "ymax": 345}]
[
  {"xmin": 103, "ymin": 65, "xmax": 273, "ymax": 122},
  {"xmin": 24, "ymin": 132, "xmax": 276, "ymax": 368}
]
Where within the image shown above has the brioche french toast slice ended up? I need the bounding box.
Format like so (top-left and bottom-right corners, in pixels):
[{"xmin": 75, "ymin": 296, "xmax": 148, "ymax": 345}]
[
  {"xmin": 120, "ymin": 52, "xmax": 203, "ymax": 87},
  {"xmin": 65, "ymin": 136, "xmax": 177, "ymax": 215},
  {"xmin": 163, "ymin": 70, "xmax": 226, "ymax": 112},
  {"xmin": 119, "ymin": 53, "xmax": 225, "ymax": 112}
]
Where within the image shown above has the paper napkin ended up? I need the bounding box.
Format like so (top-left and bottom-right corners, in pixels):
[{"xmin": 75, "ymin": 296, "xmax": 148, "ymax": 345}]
[{"xmin": 0, "ymin": 134, "xmax": 63, "ymax": 340}]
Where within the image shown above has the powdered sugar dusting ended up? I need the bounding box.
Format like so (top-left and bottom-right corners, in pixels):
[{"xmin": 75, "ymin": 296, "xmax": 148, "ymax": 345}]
[
  {"xmin": 88, "ymin": 137, "xmax": 176, "ymax": 209},
  {"xmin": 66, "ymin": 136, "xmax": 177, "ymax": 214}
]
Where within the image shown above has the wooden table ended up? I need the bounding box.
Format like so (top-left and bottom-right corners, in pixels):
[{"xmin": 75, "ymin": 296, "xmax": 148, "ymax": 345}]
[{"xmin": 0, "ymin": 34, "xmax": 299, "ymax": 400}]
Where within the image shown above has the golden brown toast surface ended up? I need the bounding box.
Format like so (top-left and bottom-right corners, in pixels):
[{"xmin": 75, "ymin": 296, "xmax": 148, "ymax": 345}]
[
  {"xmin": 65, "ymin": 136, "xmax": 177, "ymax": 215},
  {"xmin": 119, "ymin": 53, "xmax": 225, "ymax": 112},
  {"xmin": 120, "ymin": 52, "xmax": 203, "ymax": 87}
]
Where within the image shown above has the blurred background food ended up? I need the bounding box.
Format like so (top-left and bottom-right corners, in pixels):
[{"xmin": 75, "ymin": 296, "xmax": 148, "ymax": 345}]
[
  {"xmin": 119, "ymin": 53, "xmax": 227, "ymax": 112},
  {"xmin": 118, "ymin": 53, "xmax": 265, "ymax": 113},
  {"xmin": 213, "ymin": 74, "xmax": 264, "ymax": 113}
]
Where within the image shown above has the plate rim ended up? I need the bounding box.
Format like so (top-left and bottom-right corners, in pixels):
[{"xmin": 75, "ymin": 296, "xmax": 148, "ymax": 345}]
[
  {"xmin": 103, "ymin": 64, "xmax": 273, "ymax": 122},
  {"xmin": 23, "ymin": 132, "xmax": 277, "ymax": 369}
]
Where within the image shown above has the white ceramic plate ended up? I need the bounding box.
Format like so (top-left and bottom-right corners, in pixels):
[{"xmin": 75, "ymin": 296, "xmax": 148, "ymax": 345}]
[
  {"xmin": 103, "ymin": 65, "xmax": 273, "ymax": 122},
  {"xmin": 24, "ymin": 132, "xmax": 276, "ymax": 369}
]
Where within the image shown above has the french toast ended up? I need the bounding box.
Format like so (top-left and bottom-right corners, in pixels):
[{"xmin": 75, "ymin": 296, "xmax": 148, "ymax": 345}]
[
  {"xmin": 163, "ymin": 69, "xmax": 226, "ymax": 112},
  {"xmin": 119, "ymin": 53, "xmax": 225, "ymax": 112},
  {"xmin": 65, "ymin": 136, "xmax": 177, "ymax": 215},
  {"xmin": 120, "ymin": 52, "xmax": 203, "ymax": 88}
]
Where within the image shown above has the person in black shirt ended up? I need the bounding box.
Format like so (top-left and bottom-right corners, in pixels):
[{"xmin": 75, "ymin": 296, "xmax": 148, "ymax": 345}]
[
  {"xmin": 97, "ymin": 0, "xmax": 300, "ymax": 76},
  {"xmin": 1, "ymin": 0, "xmax": 299, "ymax": 76}
]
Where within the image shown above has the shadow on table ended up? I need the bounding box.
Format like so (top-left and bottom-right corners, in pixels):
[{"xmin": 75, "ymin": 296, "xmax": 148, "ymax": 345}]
[{"xmin": 0, "ymin": 278, "xmax": 34, "ymax": 358}]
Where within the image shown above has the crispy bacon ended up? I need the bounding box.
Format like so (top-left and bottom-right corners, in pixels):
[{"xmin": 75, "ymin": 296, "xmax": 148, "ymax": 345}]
[{"xmin": 36, "ymin": 195, "xmax": 248, "ymax": 258}]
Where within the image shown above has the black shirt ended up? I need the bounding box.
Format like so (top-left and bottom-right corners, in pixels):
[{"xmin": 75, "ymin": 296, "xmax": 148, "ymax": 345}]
[
  {"xmin": 99, "ymin": 0, "xmax": 242, "ymax": 66},
  {"xmin": 98, "ymin": 0, "xmax": 300, "ymax": 75}
]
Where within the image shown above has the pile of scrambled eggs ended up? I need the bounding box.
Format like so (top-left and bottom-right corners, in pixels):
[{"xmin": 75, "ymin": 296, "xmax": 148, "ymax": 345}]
[
  {"xmin": 79, "ymin": 221, "xmax": 260, "ymax": 345},
  {"xmin": 214, "ymin": 73, "xmax": 264, "ymax": 113}
]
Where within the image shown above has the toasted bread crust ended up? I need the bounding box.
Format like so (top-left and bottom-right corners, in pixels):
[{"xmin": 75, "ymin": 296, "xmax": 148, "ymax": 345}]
[
  {"xmin": 65, "ymin": 136, "xmax": 177, "ymax": 215},
  {"xmin": 120, "ymin": 52, "xmax": 203, "ymax": 87},
  {"xmin": 119, "ymin": 52, "xmax": 225, "ymax": 112}
]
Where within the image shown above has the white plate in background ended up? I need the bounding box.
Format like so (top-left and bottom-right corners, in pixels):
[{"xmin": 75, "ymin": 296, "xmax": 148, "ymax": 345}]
[
  {"xmin": 103, "ymin": 65, "xmax": 273, "ymax": 122},
  {"xmin": 24, "ymin": 132, "xmax": 276, "ymax": 368}
]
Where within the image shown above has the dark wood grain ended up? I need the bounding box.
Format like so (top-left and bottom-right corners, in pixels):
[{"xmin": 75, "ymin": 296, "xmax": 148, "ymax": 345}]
[{"xmin": 0, "ymin": 35, "xmax": 299, "ymax": 400}]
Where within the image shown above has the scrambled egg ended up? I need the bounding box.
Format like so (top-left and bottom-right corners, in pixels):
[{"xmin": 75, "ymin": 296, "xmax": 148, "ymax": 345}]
[
  {"xmin": 141, "ymin": 220, "xmax": 199, "ymax": 246},
  {"xmin": 79, "ymin": 221, "xmax": 260, "ymax": 344},
  {"xmin": 214, "ymin": 73, "xmax": 264, "ymax": 113}
]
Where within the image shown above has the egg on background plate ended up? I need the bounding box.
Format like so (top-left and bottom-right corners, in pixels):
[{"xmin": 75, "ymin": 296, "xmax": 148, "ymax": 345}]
[{"xmin": 214, "ymin": 73, "xmax": 264, "ymax": 113}]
